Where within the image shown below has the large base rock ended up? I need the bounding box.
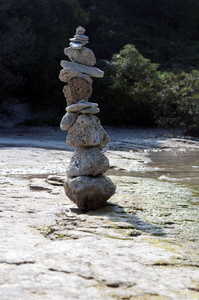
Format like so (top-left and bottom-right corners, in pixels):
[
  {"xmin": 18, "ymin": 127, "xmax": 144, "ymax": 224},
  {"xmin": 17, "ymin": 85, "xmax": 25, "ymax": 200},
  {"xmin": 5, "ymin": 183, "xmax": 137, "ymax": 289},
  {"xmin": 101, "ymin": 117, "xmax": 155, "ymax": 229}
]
[
  {"xmin": 67, "ymin": 147, "xmax": 109, "ymax": 177},
  {"xmin": 64, "ymin": 175, "xmax": 116, "ymax": 211}
]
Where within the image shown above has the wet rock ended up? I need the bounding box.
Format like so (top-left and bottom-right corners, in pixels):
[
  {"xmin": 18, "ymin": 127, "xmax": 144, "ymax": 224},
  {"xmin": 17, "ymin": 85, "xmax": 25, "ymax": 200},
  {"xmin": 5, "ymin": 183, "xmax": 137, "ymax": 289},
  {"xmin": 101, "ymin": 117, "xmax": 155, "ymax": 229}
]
[
  {"xmin": 60, "ymin": 112, "xmax": 78, "ymax": 131},
  {"xmin": 64, "ymin": 47, "xmax": 96, "ymax": 66},
  {"xmin": 59, "ymin": 68, "xmax": 93, "ymax": 83},
  {"xmin": 61, "ymin": 61, "xmax": 104, "ymax": 78},
  {"xmin": 66, "ymin": 114, "xmax": 110, "ymax": 147},
  {"xmin": 67, "ymin": 147, "xmax": 109, "ymax": 177},
  {"xmin": 64, "ymin": 175, "xmax": 116, "ymax": 211},
  {"xmin": 63, "ymin": 78, "xmax": 92, "ymax": 105}
]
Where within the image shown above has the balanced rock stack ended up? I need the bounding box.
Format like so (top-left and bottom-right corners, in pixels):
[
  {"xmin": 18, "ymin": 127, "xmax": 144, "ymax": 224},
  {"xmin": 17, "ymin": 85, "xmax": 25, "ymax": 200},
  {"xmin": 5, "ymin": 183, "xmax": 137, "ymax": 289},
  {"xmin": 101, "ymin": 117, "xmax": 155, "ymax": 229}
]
[{"xmin": 59, "ymin": 26, "xmax": 116, "ymax": 211}]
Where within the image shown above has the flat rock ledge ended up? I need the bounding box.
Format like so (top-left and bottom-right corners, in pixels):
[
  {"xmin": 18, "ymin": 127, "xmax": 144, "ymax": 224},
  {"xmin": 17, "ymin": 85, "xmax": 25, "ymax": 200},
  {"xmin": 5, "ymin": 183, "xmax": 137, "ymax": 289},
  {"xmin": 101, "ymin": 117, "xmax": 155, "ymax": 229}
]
[{"xmin": 0, "ymin": 146, "xmax": 199, "ymax": 300}]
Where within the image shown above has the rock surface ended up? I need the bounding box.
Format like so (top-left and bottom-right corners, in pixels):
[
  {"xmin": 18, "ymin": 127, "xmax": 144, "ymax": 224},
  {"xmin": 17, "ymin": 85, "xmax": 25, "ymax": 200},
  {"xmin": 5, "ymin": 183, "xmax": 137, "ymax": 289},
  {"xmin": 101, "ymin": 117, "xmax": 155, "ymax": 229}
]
[
  {"xmin": 66, "ymin": 101, "xmax": 95, "ymax": 113},
  {"xmin": 67, "ymin": 147, "xmax": 109, "ymax": 177},
  {"xmin": 0, "ymin": 143, "xmax": 199, "ymax": 300},
  {"xmin": 66, "ymin": 114, "xmax": 110, "ymax": 147},
  {"xmin": 64, "ymin": 175, "xmax": 116, "ymax": 211},
  {"xmin": 64, "ymin": 47, "xmax": 96, "ymax": 66},
  {"xmin": 63, "ymin": 78, "xmax": 92, "ymax": 105},
  {"xmin": 59, "ymin": 67, "xmax": 93, "ymax": 83},
  {"xmin": 61, "ymin": 60, "xmax": 104, "ymax": 78},
  {"xmin": 60, "ymin": 112, "xmax": 78, "ymax": 131},
  {"xmin": 80, "ymin": 106, "xmax": 100, "ymax": 114}
]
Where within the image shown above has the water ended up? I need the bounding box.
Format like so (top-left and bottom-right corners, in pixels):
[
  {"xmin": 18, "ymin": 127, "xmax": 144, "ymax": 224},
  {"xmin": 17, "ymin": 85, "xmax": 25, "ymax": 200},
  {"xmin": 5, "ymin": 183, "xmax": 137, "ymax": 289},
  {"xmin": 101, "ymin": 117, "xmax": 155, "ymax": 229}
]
[{"xmin": 146, "ymin": 149, "xmax": 199, "ymax": 186}]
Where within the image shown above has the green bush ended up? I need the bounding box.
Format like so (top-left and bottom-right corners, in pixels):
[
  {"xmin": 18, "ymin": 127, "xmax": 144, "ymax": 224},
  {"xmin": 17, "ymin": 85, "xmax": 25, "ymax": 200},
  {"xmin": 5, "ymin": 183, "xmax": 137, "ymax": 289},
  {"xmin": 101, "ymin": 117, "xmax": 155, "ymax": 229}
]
[
  {"xmin": 106, "ymin": 44, "xmax": 159, "ymax": 126},
  {"xmin": 104, "ymin": 44, "xmax": 199, "ymax": 136},
  {"xmin": 153, "ymin": 71, "xmax": 199, "ymax": 136}
]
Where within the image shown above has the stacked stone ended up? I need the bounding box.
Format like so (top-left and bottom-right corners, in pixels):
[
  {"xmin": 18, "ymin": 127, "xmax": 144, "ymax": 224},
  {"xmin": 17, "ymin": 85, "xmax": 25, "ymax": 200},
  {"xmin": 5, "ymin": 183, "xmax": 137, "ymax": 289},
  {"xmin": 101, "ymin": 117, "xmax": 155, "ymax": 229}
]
[{"xmin": 59, "ymin": 26, "xmax": 116, "ymax": 211}]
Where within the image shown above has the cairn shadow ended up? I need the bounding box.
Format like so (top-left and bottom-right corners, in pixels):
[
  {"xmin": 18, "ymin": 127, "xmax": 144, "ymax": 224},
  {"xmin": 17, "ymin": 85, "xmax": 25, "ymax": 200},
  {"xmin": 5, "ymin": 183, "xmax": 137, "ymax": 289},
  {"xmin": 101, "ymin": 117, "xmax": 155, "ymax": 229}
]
[{"xmin": 70, "ymin": 201, "xmax": 166, "ymax": 237}]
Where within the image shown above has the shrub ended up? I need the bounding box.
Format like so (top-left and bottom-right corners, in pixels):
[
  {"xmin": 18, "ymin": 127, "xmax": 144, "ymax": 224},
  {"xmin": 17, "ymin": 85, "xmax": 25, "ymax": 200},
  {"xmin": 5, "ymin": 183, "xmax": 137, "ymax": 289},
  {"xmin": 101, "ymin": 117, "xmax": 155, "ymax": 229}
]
[{"xmin": 105, "ymin": 44, "xmax": 199, "ymax": 136}]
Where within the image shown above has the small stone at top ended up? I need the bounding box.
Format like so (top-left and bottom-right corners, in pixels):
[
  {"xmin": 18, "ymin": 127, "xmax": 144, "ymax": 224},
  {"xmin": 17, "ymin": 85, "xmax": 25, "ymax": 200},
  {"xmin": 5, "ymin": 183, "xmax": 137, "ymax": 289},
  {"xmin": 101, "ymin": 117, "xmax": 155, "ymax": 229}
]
[{"xmin": 76, "ymin": 26, "xmax": 85, "ymax": 35}]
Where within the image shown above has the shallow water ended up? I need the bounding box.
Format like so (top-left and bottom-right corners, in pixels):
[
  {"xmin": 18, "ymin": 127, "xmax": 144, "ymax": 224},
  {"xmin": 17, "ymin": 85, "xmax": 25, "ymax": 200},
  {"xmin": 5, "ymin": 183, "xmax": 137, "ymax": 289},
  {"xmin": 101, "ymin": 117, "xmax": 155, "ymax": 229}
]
[{"xmin": 146, "ymin": 149, "xmax": 199, "ymax": 186}]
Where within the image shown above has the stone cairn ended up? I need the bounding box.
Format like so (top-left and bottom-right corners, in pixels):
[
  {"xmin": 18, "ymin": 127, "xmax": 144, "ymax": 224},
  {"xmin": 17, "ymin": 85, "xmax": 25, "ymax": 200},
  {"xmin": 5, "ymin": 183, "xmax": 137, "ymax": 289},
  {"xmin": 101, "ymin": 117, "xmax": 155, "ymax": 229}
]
[{"xmin": 59, "ymin": 26, "xmax": 116, "ymax": 211}]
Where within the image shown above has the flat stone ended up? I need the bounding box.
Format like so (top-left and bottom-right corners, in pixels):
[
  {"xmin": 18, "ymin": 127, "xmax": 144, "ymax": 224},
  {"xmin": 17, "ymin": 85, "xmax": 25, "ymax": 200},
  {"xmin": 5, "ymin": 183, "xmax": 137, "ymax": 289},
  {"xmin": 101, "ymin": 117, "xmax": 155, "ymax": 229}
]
[
  {"xmin": 64, "ymin": 47, "xmax": 96, "ymax": 66},
  {"xmin": 69, "ymin": 42, "xmax": 82, "ymax": 49},
  {"xmin": 66, "ymin": 102, "xmax": 93, "ymax": 113},
  {"xmin": 70, "ymin": 38, "xmax": 88, "ymax": 46},
  {"xmin": 74, "ymin": 34, "xmax": 89, "ymax": 41},
  {"xmin": 61, "ymin": 61, "xmax": 104, "ymax": 78},
  {"xmin": 60, "ymin": 112, "xmax": 78, "ymax": 131},
  {"xmin": 64, "ymin": 175, "xmax": 116, "ymax": 211},
  {"xmin": 66, "ymin": 114, "xmax": 110, "ymax": 147},
  {"xmin": 76, "ymin": 26, "xmax": 85, "ymax": 35},
  {"xmin": 67, "ymin": 147, "xmax": 109, "ymax": 177},
  {"xmin": 59, "ymin": 68, "xmax": 93, "ymax": 83},
  {"xmin": 63, "ymin": 78, "xmax": 92, "ymax": 105},
  {"xmin": 80, "ymin": 107, "xmax": 100, "ymax": 114}
]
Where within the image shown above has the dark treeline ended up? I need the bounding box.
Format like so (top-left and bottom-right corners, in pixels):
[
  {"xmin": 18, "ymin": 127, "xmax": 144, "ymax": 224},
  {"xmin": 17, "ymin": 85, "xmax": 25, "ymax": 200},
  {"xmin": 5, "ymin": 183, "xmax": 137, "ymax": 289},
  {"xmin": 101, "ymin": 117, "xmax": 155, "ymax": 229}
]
[{"xmin": 1, "ymin": 0, "xmax": 199, "ymax": 134}]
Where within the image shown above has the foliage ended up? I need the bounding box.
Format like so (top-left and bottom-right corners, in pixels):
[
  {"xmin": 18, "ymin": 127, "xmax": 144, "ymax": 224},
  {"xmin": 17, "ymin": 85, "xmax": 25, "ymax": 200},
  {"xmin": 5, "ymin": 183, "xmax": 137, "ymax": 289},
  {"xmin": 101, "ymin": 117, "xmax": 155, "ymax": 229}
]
[
  {"xmin": 153, "ymin": 71, "xmax": 199, "ymax": 136},
  {"xmin": 0, "ymin": 0, "xmax": 88, "ymax": 110},
  {"xmin": 104, "ymin": 44, "xmax": 199, "ymax": 135},
  {"xmin": 79, "ymin": 0, "xmax": 199, "ymax": 71},
  {"xmin": 99, "ymin": 45, "xmax": 159, "ymax": 126},
  {"xmin": 0, "ymin": 0, "xmax": 35, "ymax": 97}
]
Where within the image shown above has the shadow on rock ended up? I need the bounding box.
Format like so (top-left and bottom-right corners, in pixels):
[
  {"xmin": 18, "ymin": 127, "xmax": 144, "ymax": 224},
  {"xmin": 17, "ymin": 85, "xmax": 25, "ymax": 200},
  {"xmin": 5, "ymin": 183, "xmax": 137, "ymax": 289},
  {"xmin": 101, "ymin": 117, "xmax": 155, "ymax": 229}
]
[{"xmin": 70, "ymin": 201, "xmax": 165, "ymax": 237}]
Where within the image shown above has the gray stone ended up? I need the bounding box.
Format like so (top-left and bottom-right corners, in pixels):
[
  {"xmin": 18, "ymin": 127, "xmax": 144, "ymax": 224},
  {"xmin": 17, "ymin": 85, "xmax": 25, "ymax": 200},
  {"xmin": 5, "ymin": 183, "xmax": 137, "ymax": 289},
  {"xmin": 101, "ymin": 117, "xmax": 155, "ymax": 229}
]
[
  {"xmin": 69, "ymin": 42, "xmax": 82, "ymax": 49},
  {"xmin": 59, "ymin": 68, "xmax": 93, "ymax": 83},
  {"xmin": 64, "ymin": 175, "xmax": 116, "ymax": 211},
  {"xmin": 74, "ymin": 34, "xmax": 89, "ymax": 41},
  {"xmin": 70, "ymin": 38, "xmax": 88, "ymax": 46},
  {"xmin": 61, "ymin": 60, "xmax": 104, "ymax": 78},
  {"xmin": 70, "ymin": 40, "xmax": 88, "ymax": 48},
  {"xmin": 67, "ymin": 147, "xmax": 109, "ymax": 177},
  {"xmin": 66, "ymin": 114, "xmax": 110, "ymax": 147},
  {"xmin": 66, "ymin": 102, "xmax": 93, "ymax": 113},
  {"xmin": 63, "ymin": 78, "xmax": 92, "ymax": 105},
  {"xmin": 64, "ymin": 47, "xmax": 96, "ymax": 67},
  {"xmin": 76, "ymin": 26, "xmax": 85, "ymax": 35},
  {"xmin": 60, "ymin": 112, "xmax": 78, "ymax": 131},
  {"xmin": 80, "ymin": 107, "xmax": 100, "ymax": 114}
]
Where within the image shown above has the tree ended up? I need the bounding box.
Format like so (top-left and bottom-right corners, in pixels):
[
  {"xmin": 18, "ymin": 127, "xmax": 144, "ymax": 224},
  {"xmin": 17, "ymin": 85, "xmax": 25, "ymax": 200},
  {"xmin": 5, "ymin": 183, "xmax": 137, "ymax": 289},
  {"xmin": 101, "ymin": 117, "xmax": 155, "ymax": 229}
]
[
  {"xmin": 0, "ymin": 0, "xmax": 88, "ymax": 111},
  {"xmin": 0, "ymin": 0, "xmax": 35, "ymax": 101}
]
